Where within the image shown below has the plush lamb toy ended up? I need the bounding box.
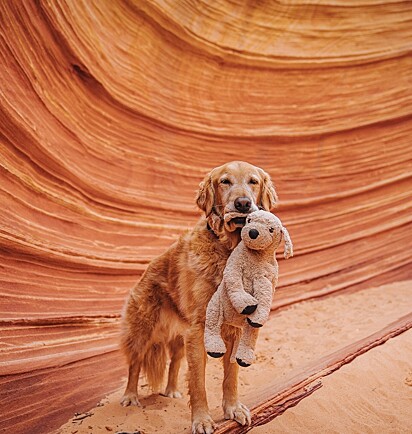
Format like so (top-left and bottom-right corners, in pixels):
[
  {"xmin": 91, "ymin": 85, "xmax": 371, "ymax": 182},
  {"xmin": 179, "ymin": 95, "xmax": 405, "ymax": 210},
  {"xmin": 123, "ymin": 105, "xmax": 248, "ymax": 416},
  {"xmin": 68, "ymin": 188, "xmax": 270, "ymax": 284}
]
[{"xmin": 204, "ymin": 210, "xmax": 293, "ymax": 367}]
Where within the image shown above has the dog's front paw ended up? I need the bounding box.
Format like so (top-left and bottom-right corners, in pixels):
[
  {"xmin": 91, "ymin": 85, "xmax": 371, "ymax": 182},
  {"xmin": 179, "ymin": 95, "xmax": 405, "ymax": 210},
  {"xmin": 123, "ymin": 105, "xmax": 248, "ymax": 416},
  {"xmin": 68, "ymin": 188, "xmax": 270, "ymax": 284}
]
[
  {"xmin": 223, "ymin": 401, "xmax": 251, "ymax": 426},
  {"xmin": 191, "ymin": 414, "xmax": 216, "ymax": 434},
  {"xmin": 120, "ymin": 392, "xmax": 141, "ymax": 407}
]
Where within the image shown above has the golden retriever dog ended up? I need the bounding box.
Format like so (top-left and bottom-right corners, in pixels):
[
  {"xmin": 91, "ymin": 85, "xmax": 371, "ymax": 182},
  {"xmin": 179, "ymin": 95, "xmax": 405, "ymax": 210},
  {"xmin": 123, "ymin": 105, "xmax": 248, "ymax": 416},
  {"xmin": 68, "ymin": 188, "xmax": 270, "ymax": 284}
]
[{"xmin": 121, "ymin": 161, "xmax": 278, "ymax": 433}]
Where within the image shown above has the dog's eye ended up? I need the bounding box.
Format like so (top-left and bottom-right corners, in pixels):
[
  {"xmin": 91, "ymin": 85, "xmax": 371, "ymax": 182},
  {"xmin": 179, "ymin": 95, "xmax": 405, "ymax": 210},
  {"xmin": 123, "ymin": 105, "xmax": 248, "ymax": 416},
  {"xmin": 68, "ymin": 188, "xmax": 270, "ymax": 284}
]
[
  {"xmin": 249, "ymin": 178, "xmax": 259, "ymax": 185},
  {"xmin": 269, "ymin": 227, "xmax": 274, "ymax": 233},
  {"xmin": 247, "ymin": 218, "xmax": 251, "ymax": 223},
  {"xmin": 220, "ymin": 178, "xmax": 231, "ymax": 185}
]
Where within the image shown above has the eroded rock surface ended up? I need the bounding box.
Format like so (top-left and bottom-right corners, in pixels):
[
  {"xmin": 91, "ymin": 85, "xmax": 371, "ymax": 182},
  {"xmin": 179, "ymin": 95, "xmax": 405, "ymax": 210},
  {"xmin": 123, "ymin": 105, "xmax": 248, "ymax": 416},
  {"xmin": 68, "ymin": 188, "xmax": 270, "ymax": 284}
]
[{"xmin": 1, "ymin": 2, "xmax": 411, "ymax": 433}]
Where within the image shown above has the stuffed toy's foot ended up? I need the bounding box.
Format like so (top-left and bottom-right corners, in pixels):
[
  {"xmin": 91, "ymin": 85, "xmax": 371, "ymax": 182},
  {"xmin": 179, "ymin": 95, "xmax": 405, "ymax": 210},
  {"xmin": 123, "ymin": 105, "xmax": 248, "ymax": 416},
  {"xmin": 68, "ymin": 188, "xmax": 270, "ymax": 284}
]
[
  {"xmin": 205, "ymin": 333, "xmax": 227, "ymax": 359},
  {"xmin": 247, "ymin": 317, "xmax": 263, "ymax": 328},
  {"xmin": 236, "ymin": 358, "xmax": 251, "ymax": 367},
  {"xmin": 208, "ymin": 351, "xmax": 225, "ymax": 358},
  {"xmin": 235, "ymin": 343, "xmax": 255, "ymax": 367}
]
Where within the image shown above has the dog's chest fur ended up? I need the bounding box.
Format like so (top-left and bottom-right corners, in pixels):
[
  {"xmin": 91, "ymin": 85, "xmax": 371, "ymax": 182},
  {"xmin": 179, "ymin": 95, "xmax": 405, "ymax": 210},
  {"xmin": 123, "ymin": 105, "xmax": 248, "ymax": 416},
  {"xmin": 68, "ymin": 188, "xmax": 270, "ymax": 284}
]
[{"xmin": 187, "ymin": 220, "xmax": 233, "ymax": 287}]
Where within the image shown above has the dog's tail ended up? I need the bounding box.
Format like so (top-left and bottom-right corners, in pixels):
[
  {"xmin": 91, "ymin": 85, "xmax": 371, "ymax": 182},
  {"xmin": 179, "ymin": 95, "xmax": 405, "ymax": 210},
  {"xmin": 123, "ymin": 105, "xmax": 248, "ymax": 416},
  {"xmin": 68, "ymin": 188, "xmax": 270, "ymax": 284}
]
[{"xmin": 142, "ymin": 342, "xmax": 167, "ymax": 392}]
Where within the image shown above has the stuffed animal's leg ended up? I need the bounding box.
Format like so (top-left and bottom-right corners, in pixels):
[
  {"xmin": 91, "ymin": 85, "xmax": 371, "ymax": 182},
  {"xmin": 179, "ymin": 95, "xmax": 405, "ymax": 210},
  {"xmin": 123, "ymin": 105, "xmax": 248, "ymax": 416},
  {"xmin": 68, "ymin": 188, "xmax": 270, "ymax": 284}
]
[
  {"xmin": 235, "ymin": 325, "xmax": 259, "ymax": 367},
  {"xmin": 204, "ymin": 290, "xmax": 227, "ymax": 358},
  {"xmin": 247, "ymin": 276, "xmax": 273, "ymax": 328}
]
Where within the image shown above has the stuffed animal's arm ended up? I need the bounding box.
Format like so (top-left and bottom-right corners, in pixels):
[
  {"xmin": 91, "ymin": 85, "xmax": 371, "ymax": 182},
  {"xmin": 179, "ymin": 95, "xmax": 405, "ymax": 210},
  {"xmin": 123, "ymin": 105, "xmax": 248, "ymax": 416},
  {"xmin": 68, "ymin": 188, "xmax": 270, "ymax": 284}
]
[
  {"xmin": 247, "ymin": 276, "xmax": 274, "ymax": 327},
  {"xmin": 224, "ymin": 271, "xmax": 258, "ymax": 315}
]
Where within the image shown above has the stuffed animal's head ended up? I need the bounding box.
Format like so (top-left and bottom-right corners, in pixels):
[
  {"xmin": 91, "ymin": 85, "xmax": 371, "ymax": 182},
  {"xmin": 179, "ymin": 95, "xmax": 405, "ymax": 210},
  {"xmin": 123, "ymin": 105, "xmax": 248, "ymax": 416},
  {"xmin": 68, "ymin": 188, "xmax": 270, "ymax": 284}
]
[{"xmin": 241, "ymin": 210, "xmax": 293, "ymax": 258}]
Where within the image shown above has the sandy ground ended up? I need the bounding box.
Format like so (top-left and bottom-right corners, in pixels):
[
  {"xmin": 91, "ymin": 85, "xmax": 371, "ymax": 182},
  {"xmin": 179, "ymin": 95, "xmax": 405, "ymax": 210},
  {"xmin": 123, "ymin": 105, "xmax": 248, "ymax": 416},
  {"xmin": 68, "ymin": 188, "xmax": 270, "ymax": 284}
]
[
  {"xmin": 58, "ymin": 280, "xmax": 412, "ymax": 434},
  {"xmin": 253, "ymin": 328, "xmax": 412, "ymax": 433}
]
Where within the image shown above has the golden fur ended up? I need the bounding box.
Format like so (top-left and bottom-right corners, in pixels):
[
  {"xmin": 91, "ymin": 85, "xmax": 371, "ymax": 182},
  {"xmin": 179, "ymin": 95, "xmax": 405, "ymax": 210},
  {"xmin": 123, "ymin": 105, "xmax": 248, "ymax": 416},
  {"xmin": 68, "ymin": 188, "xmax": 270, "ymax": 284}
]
[{"xmin": 121, "ymin": 161, "xmax": 278, "ymax": 433}]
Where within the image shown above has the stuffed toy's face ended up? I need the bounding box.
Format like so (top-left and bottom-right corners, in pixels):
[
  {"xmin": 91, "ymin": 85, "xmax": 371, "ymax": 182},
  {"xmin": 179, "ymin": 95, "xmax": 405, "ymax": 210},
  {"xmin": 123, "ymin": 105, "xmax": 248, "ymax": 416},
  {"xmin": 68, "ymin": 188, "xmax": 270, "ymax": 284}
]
[{"xmin": 241, "ymin": 210, "xmax": 283, "ymax": 250}]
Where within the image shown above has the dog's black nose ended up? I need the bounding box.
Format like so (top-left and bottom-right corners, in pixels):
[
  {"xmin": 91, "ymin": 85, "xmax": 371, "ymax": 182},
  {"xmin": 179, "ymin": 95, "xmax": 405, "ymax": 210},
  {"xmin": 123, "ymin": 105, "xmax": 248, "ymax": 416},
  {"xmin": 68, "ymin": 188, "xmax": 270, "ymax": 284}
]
[
  {"xmin": 249, "ymin": 229, "xmax": 259, "ymax": 239},
  {"xmin": 234, "ymin": 197, "xmax": 251, "ymax": 213}
]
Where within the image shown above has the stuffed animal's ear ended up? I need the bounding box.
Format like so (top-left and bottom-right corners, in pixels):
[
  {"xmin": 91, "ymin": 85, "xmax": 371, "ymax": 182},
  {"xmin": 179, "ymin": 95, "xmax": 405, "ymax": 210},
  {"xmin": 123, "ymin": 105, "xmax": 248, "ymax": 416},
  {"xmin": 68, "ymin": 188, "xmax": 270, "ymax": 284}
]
[
  {"xmin": 281, "ymin": 226, "xmax": 293, "ymax": 259},
  {"xmin": 196, "ymin": 174, "xmax": 215, "ymax": 216},
  {"xmin": 259, "ymin": 170, "xmax": 278, "ymax": 211}
]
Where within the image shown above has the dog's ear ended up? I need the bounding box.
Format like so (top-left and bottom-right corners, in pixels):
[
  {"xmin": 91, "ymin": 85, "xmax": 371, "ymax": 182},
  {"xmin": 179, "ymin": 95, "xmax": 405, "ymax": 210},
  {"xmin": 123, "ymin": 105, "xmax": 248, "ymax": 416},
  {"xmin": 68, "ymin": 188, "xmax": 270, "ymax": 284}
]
[
  {"xmin": 196, "ymin": 174, "xmax": 215, "ymax": 216},
  {"xmin": 281, "ymin": 225, "xmax": 293, "ymax": 259},
  {"xmin": 259, "ymin": 170, "xmax": 278, "ymax": 211}
]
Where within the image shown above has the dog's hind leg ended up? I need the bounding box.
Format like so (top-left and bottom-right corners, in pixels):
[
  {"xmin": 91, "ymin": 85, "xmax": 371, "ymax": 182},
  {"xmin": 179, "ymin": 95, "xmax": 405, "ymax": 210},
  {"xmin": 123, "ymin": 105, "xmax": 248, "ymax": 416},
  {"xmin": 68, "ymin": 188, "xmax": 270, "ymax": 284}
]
[
  {"xmin": 164, "ymin": 334, "xmax": 184, "ymax": 398},
  {"xmin": 121, "ymin": 357, "xmax": 142, "ymax": 407},
  {"xmin": 120, "ymin": 283, "xmax": 162, "ymax": 406}
]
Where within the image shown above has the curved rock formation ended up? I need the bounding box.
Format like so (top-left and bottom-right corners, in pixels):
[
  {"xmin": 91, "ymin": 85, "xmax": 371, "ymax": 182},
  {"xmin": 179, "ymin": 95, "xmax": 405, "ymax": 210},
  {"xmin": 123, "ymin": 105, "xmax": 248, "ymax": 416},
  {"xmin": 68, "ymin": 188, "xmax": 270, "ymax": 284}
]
[{"xmin": 1, "ymin": 1, "xmax": 411, "ymax": 433}]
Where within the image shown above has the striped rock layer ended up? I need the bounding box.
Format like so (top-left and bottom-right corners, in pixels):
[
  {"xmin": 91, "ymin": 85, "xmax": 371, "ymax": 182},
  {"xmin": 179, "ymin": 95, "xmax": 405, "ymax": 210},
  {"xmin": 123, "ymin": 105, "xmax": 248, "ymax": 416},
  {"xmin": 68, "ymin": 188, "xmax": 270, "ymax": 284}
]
[{"xmin": 0, "ymin": 1, "xmax": 411, "ymax": 433}]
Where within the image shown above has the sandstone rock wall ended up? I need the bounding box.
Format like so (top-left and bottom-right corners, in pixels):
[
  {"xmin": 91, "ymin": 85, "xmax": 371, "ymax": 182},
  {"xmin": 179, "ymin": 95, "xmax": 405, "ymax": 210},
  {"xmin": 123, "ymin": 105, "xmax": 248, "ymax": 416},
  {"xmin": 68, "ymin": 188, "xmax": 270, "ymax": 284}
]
[{"xmin": 1, "ymin": 1, "xmax": 411, "ymax": 432}]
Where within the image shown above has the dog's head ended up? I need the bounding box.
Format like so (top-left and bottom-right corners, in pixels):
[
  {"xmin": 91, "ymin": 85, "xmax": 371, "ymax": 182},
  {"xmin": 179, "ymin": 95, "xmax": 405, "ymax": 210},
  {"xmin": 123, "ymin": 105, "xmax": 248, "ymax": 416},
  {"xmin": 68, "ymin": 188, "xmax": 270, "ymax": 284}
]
[{"xmin": 196, "ymin": 161, "xmax": 278, "ymax": 248}]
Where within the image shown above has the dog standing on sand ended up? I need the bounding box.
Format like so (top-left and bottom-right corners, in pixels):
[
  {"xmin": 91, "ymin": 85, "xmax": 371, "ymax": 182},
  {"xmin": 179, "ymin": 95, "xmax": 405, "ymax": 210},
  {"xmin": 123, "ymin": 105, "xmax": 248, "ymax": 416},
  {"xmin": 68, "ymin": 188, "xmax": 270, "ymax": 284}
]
[{"xmin": 121, "ymin": 161, "xmax": 278, "ymax": 433}]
